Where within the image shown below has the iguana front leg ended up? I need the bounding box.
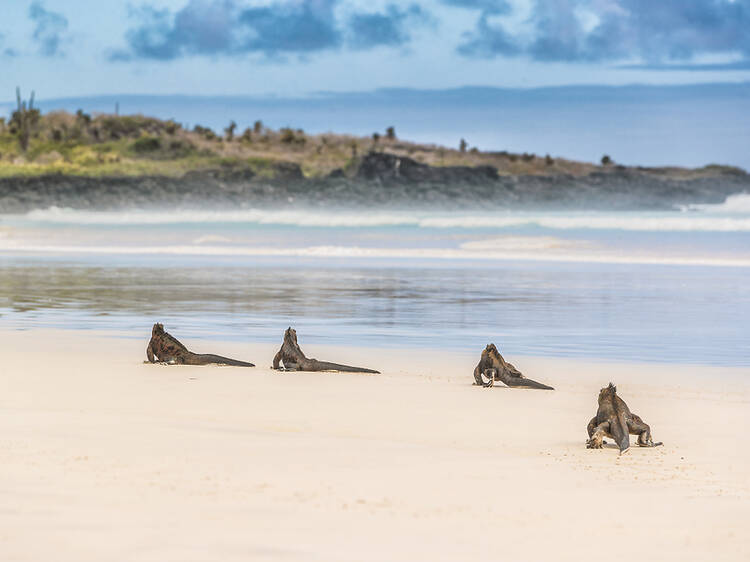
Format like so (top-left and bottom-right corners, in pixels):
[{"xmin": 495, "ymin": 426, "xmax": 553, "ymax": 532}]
[
  {"xmin": 146, "ymin": 341, "xmax": 156, "ymax": 363},
  {"xmin": 586, "ymin": 422, "xmax": 610, "ymax": 449}
]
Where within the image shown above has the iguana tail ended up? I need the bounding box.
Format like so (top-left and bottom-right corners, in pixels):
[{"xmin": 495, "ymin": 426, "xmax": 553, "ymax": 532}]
[
  {"xmin": 189, "ymin": 353, "xmax": 255, "ymax": 367},
  {"xmin": 309, "ymin": 360, "xmax": 380, "ymax": 374},
  {"xmin": 502, "ymin": 376, "xmax": 554, "ymax": 390}
]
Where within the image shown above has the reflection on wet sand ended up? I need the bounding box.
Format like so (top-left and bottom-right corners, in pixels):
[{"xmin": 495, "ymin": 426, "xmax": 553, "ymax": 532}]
[{"xmin": 1, "ymin": 257, "xmax": 747, "ymax": 366}]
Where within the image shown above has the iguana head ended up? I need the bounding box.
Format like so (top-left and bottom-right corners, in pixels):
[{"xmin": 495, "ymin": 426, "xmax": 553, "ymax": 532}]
[
  {"xmin": 484, "ymin": 343, "xmax": 500, "ymax": 359},
  {"xmin": 598, "ymin": 382, "xmax": 617, "ymax": 403},
  {"xmin": 285, "ymin": 326, "xmax": 297, "ymax": 343},
  {"xmin": 152, "ymin": 322, "xmax": 164, "ymax": 336}
]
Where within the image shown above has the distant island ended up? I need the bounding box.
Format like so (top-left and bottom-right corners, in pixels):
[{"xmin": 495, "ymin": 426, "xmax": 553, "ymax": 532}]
[{"xmin": 1, "ymin": 95, "xmax": 747, "ymax": 211}]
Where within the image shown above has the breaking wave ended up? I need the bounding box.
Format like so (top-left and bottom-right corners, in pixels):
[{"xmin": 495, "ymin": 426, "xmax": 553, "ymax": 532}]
[
  {"xmin": 682, "ymin": 192, "xmax": 750, "ymax": 214},
  {"xmin": 1, "ymin": 239, "xmax": 748, "ymax": 267},
  {"xmin": 13, "ymin": 195, "xmax": 750, "ymax": 233}
]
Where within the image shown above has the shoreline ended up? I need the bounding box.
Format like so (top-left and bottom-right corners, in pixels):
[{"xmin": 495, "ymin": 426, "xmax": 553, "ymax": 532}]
[
  {"xmin": 2, "ymin": 329, "xmax": 749, "ymax": 561},
  {"xmin": 2, "ymin": 327, "xmax": 750, "ymax": 374}
]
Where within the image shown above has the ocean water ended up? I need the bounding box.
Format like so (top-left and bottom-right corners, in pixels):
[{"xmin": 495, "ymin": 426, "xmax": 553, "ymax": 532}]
[{"xmin": 1, "ymin": 193, "xmax": 749, "ymax": 366}]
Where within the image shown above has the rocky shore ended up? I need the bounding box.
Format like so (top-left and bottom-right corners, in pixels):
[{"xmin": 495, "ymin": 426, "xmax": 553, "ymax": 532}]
[{"xmin": 1, "ymin": 152, "xmax": 747, "ymax": 212}]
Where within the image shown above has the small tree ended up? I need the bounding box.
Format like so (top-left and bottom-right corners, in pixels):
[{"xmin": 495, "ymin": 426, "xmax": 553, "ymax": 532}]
[
  {"xmin": 253, "ymin": 120, "xmax": 263, "ymax": 134},
  {"xmin": 372, "ymin": 132, "xmax": 380, "ymax": 146},
  {"xmin": 164, "ymin": 120, "xmax": 180, "ymax": 135},
  {"xmin": 601, "ymin": 154, "xmax": 612, "ymax": 165},
  {"xmin": 280, "ymin": 127, "xmax": 295, "ymax": 143},
  {"xmin": 225, "ymin": 120, "xmax": 237, "ymax": 141},
  {"xmin": 240, "ymin": 127, "xmax": 252, "ymax": 143},
  {"xmin": 75, "ymin": 109, "xmax": 91, "ymax": 125},
  {"xmin": 459, "ymin": 138, "xmax": 467, "ymax": 153},
  {"xmin": 386, "ymin": 126, "xmax": 395, "ymax": 140},
  {"xmin": 193, "ymin": 124, "xmax": 216, "ymax": 140}
]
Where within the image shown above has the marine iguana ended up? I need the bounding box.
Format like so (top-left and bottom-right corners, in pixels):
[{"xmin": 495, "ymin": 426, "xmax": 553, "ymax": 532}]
[
  {"xmin": 472, "ymin": 343, "xmax": 553, "ymax": 390},
  {"xmin": 586, "ymin": 383, "xmax": 662, "ymax": 455},
  {"xmin": 272, "ymin": 327, "xmax": 379, "ymax": 373},
  {"xmin": 146, "ymin": 323, "xmax": 255, "ymax": 366}
]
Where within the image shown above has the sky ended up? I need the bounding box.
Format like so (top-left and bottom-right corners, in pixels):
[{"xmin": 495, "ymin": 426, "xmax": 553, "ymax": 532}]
[{"xmin": 1, "ymin": 0, "xmax": 750, "ymax": 97}]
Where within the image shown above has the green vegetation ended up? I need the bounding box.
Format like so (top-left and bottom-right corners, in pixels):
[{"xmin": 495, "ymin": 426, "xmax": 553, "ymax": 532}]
[{"xmin": 1, "ymin": 94, "xmax": 743, "ymax": 181}]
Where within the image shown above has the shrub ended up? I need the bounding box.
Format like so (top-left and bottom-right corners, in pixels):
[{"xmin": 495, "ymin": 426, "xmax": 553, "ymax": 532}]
[
  {"xmin": 132, "ymin": 136, "xmax": 161, "ymax": 153},
  {"xmin": 601, "ymin": 154, "xmax": 612, "ymax": 165},
  {"xmin": 459, "ymin": 138, "xmax": 467, "ymax": 153},
  {"xmin": 280, "ymin": 127, "xmax": 296, "ymax": 144},
  {"xmin": 386, "ymin": 126, "xmax": 396, "ymax": 140},
  {"xmin": 75, "ymin": 109, "xmax": 91, "ymax": 125},
  {"xmin": 164, "ymin": 120, "xmax": 180, "ymax": 135},
  {"xmin": 193, "ymin": 125, "xmax": 216, "ymax": 141},
  {"xmin": 97, "ymin": 115, "xmax": 162, "ymax": 140}
]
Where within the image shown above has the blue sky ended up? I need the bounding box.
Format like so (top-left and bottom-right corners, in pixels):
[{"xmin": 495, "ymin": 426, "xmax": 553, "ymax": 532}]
[{"xmin": 1, "ymin": 0, "xmax": 750, "ymax": 97}]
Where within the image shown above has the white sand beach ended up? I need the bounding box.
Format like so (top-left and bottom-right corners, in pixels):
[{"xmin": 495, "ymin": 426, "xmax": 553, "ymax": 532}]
[{"xmin": 1, "ymin": 329, "xmax": 749, "ymax": 561}]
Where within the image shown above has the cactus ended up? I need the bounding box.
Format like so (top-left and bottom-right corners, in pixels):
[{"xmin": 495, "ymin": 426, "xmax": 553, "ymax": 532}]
[{"xmin": 12, "ymin": 87, "xmax": 40, "ymax": 153}]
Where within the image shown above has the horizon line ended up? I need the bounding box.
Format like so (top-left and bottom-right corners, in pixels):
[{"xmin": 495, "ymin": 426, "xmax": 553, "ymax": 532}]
[{"xmin": 4, "ymin": 80, "xmax": 750, "ymax": 104}]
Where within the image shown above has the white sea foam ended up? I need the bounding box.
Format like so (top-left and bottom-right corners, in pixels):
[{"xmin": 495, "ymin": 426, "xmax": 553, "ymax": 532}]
[
  {"xmin": 460, "ymin": 236, "xmax": 585, "ymax": 251},
  {"xmin": 192, "ymin": 234, "xmax": 232, "ymax": 244},
  {"xmin": 12, "ymin": 198, "xmax": 750, "ymax": 232},
  {"xmin": 682, "ymin": 192, "xmax": 750, "ymax": 214},
  {"xmin": 419, "ymin": 215, "xmax": 750, "ymax": 231},
  {"xmin": 21, "ymin": 207, "xmax": 415, "ymax": 227},
  {"xmin": 1, "ymin": 239, "xmax": 748, "ymax": 267}
]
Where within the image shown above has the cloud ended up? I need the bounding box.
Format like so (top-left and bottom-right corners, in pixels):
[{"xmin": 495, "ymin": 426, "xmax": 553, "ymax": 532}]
[
  {"xmin": 111, "ymin": 1, "xmax": 243, "ymax": 60},
  {"xmin": 237, "ymin": 1, "xmax": 341, "ymax": 53},
  {"xmin": 111, "ymin": 0, "xmax": 431, "ymax": 61},
  {"xmin": 456, "ymin": 12, "xmax": 518, "ymax": 57},
  {"xmin": 347, "ymin": 4, "xmax": 431, "ymax": 50},
  {"xmin": 29, "ymin": 1, "xmax": 69, "ymax": 57},
  {"xmin": 441, "ymin": 0, "xmax": 511, "ymax": 14},
  {"xmin": 455, "ymin": 0, "xmax": 750, "ymax": 68}
]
